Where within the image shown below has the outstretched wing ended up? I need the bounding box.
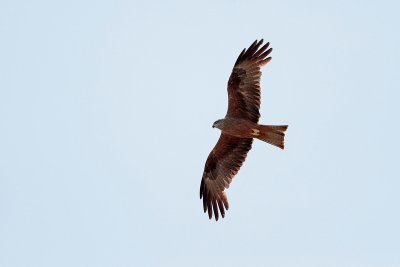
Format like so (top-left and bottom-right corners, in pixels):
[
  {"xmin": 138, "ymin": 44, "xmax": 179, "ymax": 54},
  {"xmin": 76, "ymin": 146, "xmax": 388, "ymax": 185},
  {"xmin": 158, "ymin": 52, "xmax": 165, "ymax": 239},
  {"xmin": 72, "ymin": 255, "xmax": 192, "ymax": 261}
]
[
  {"xmin": 227, "ymin": 39, "xmax": 272, "ymax": 123},
  {"xmin": 200, "ymin": 134, "xmax": 253, "ymax": 221}
]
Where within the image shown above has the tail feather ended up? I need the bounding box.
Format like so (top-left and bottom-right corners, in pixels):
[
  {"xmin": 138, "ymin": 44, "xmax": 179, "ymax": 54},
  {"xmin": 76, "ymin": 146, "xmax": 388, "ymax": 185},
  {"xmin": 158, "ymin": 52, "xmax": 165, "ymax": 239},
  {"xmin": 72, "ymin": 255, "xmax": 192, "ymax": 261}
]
[{"xmin": 256, "ymin": 125, "xmax": 288, "ymax": 149}]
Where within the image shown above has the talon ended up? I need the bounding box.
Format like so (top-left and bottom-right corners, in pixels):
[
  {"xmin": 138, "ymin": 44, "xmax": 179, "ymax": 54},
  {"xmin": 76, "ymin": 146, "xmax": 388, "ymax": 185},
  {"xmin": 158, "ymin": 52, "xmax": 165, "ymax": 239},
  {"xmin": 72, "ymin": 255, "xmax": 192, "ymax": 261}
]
[{"xmin": 251, "ymin": 128, "xmax": 260, "ymax": 136}]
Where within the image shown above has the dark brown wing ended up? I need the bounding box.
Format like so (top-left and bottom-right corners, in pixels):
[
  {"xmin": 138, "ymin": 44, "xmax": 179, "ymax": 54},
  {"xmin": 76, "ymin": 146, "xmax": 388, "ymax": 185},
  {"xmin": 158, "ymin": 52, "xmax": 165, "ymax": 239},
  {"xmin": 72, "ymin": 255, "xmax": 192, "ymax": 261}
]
[
  {"xmin": 200, "ymin": 134, "xmax": 253, "ymax": 221},
  {"xmin": 227, "ymin": 39, "xmax": 273, "ymax": 123}
]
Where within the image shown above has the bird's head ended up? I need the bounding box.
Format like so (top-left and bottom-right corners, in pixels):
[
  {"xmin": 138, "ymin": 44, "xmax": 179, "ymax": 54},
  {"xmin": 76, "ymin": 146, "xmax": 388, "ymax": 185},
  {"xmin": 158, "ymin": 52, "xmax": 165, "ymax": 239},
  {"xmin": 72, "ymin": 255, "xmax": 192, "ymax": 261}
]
[{"xmin": 212, "ymin": 119, "xmax": 224, "ymax": 129}]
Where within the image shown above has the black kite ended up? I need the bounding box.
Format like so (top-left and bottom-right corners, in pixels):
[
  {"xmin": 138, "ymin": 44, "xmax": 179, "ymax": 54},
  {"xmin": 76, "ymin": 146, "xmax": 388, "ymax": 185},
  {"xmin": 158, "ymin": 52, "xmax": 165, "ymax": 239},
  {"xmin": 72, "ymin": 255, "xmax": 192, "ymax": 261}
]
[{"xmin": 200, "ymin": 39, "xmax": 288, "ymax": 221}]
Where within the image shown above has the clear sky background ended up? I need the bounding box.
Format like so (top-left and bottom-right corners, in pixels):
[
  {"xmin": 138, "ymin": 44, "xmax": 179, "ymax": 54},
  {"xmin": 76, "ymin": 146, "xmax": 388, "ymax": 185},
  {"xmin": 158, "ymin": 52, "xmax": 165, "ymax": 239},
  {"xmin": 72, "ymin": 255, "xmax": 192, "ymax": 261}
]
[{"xmin": 1, "ymin": 0, "xmax": 399, "ymax": 266}]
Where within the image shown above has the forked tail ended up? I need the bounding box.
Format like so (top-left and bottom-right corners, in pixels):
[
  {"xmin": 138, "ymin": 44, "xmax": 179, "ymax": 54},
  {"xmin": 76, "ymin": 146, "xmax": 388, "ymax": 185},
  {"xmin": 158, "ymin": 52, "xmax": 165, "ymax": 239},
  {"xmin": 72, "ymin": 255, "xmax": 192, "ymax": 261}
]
[{"xmin": 256, "ymin": 125, "xmax": 288, "ymax": 149}]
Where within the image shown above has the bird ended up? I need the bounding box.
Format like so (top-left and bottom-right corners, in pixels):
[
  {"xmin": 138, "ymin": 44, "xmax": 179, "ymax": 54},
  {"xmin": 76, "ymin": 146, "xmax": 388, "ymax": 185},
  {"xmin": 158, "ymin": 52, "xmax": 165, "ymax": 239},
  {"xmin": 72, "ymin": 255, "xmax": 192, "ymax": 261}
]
[{"xmin": 199, "ymin": 39, "xmax": 288, "ymax": 221}]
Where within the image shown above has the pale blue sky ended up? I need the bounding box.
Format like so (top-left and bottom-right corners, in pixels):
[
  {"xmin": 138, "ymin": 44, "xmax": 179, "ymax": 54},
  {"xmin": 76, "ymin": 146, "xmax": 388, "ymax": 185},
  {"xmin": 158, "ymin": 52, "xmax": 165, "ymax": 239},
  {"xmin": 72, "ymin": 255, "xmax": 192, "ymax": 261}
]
[{"xmin": 1, "ymin": 0, "xmax": 400, "ymax": 266}]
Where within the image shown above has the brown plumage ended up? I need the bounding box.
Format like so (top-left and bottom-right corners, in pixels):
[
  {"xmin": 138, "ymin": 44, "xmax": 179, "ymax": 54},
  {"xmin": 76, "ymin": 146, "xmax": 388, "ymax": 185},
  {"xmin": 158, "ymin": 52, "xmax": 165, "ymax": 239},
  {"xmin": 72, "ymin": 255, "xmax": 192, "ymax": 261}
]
[{"xmin": 200, "ymin": 39, "xmax": 288, "ymax": 221}]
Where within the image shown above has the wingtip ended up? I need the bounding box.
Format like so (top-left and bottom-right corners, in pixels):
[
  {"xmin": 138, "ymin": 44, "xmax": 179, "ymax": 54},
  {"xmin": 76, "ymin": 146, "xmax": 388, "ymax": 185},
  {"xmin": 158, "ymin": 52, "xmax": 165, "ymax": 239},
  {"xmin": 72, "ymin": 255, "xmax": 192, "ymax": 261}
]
[{"xmin": 207, "ymin": 207, "xmax": 212, "ymax": 219}]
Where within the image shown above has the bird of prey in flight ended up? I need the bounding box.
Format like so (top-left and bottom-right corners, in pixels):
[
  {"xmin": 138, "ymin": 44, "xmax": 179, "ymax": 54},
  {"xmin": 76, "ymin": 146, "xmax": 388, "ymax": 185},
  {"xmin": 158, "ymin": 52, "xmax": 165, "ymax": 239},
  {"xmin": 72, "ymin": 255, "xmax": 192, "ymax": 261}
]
[{"xmin": 200, "ymin": 39, "xmax": 288, "ymax": 221}]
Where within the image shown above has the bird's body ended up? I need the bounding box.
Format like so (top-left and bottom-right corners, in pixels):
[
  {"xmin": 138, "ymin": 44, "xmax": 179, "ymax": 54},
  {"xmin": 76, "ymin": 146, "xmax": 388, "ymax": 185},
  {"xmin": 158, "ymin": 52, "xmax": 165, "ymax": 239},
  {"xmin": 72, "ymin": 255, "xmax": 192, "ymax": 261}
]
[
  {"xmin": 213, "ymin": 118, "xmax": 286, "ymax": 144},
  {"xmin": 200, "ymin": 39, "xmax": 288, "ymax": 221},
  {"xmin": 213, "ymin": 118, "xmax": 257, "ymax": 138}
]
